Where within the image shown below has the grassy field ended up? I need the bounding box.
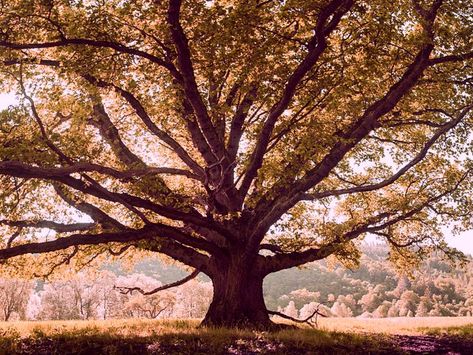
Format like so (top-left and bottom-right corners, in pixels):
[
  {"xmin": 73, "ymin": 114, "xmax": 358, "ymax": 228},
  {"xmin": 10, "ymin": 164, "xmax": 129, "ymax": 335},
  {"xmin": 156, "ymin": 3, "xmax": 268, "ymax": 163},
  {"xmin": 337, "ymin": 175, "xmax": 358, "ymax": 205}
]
[
  {"xmin": 318, "ymin": 316, "xmax": 473, "ymax": 335},
  {"xmin": 0, "ymin": 317, "xmax": 472, "ymax": 354}
]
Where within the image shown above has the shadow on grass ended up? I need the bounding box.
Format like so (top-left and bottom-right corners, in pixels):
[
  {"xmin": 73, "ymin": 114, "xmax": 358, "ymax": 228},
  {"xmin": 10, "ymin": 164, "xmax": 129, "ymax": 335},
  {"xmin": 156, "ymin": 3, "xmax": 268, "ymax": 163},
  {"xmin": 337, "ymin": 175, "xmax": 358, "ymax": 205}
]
[{"xmin": 0, "ymin": 324, "xmax": 400, "ymax": 355}]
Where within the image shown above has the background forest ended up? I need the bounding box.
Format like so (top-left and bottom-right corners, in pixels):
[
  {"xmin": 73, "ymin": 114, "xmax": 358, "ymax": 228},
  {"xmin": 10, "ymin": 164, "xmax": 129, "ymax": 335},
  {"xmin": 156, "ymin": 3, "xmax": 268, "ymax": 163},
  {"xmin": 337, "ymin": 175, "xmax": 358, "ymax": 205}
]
[{"xmin": 1, "ymin": 243, "xmax": 472, "ymax": 322}]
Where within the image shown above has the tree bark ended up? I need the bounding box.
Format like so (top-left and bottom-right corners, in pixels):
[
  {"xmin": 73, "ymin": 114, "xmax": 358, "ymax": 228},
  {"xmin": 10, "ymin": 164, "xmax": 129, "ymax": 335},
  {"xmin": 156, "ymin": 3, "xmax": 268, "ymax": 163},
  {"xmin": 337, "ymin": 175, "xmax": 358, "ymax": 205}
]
[{"xmin": 201, "ymin": 254, "xmax": 274, "ymax": 329}]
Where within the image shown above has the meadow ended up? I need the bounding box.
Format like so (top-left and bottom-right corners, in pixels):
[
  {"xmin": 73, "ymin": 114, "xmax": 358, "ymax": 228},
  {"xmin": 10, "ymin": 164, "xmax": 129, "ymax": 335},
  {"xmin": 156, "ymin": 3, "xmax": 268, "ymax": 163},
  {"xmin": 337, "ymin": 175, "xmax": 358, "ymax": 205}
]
[
  {"xmin": 0, "ymin": 317, "xmax": 472, "ymax": 354},
  {"xmin": 318, "ymin": 316, "xmax": 473, "ymax": 335}
]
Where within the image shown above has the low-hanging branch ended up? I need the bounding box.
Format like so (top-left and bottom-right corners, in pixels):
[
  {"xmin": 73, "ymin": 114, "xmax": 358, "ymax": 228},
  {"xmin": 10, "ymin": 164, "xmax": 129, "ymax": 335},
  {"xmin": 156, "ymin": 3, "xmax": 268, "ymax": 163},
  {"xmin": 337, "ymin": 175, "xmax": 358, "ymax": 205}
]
[
  {"xmin": 0, "ymin": 228, "xmax": 155, "ymax": 260},
  {"xmin": 268, "ymin": 303, "xmax": 328, "ymax": 328},
  {"xmin": 114, "ymin": 269, "xmax": 200, "ymax": 295},
  {"xmin": 0, "ymin": 225, "xmax": 212, "ymax": 270}
]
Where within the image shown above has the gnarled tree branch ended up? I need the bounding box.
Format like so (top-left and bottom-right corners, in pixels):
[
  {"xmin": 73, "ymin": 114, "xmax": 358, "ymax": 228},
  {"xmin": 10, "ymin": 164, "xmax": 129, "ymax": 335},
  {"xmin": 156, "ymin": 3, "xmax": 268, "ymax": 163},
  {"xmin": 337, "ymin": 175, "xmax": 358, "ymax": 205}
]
[{"xmin": 114, "ymin": 269, "xmax": 200, "ymax": 295}]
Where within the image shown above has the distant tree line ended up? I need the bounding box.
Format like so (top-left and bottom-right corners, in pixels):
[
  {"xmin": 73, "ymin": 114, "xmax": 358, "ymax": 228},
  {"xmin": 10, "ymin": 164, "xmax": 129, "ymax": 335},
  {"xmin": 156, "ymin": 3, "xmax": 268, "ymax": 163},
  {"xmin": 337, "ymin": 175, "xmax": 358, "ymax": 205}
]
[
  {"xmin": 269, "ymin": 244, "xmax": 473, "ymax": 319},
  {"xmin": 0, "ymin": 272, "xmax": 212, "ymax": 321}
]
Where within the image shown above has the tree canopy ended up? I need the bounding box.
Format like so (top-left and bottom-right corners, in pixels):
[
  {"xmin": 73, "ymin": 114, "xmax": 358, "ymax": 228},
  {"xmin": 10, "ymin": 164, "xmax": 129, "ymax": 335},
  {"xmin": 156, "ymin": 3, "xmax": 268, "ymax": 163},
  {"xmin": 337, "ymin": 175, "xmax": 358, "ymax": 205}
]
[{"xmin": 0, "ymin": 0, "xmax": 472, "ymax": 327}]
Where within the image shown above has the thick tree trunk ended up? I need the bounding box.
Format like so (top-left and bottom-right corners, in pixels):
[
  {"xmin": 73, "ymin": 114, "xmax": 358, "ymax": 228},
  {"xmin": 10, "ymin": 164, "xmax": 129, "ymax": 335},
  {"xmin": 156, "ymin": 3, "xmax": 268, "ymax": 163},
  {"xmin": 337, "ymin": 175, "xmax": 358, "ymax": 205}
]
[{"xmin": 201, "ymin": 254, "xmax": 274, "ymax": 329}]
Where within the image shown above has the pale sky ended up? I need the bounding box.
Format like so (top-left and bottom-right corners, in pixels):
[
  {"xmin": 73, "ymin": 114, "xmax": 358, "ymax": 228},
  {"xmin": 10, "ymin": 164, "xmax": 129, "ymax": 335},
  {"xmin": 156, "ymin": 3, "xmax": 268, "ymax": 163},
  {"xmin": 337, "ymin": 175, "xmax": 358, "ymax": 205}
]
[
  {"xmin": 0, "ymin": 93, "xmax": 15, "ymax": 109},
  {"xmin": 447, "ymin": 230, "xmax": 473, "ymax": 256},
  {"xmin": 0, "ymin": 93, "xmax": 472, "ymax": 255}
]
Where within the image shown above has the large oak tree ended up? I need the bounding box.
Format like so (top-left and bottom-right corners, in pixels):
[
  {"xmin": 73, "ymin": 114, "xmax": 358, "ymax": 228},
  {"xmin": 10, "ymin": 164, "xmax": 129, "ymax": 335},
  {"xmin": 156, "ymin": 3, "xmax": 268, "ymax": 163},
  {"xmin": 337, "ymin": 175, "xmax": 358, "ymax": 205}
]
[{"xmin": 0, "ymin": 0, "xmax": 472, "ymax": 328}]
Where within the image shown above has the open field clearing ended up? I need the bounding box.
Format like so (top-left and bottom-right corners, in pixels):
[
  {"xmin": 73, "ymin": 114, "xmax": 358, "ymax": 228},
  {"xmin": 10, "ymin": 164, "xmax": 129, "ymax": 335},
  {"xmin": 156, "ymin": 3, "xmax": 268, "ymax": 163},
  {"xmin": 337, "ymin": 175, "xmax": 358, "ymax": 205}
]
[
  {"xmin": 0, "ymin": 318, "xmax": 472, "ymax": 354},
  {"xmin": 317, "ymin": 316, "xmax": 473, "ymax": 335},
  {"xmin": 2, "ymin": 317, "xmax": 472, "ymax": 337}
]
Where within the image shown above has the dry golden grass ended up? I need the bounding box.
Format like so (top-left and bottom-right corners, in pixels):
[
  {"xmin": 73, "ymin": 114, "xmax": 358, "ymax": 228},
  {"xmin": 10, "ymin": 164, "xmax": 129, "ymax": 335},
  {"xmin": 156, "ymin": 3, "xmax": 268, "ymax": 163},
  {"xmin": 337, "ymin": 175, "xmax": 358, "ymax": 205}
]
[
  {"xmin": 1, "ymin": 318, "xmax": 472, "ymax": 354},
  {"xmin": 1, "ymin": 316, "xmax": 472, "ymax": 337},
  {"xmin": 0, "ymin": 318, "xmax": 399, "ymax": 354},
  {"xmin": 317, "ymin": 316, "xmax": 473, "ymax": 335},
  {"xmin": 0, "ymin": 318, "xmax": 201, "ymax": 338}
]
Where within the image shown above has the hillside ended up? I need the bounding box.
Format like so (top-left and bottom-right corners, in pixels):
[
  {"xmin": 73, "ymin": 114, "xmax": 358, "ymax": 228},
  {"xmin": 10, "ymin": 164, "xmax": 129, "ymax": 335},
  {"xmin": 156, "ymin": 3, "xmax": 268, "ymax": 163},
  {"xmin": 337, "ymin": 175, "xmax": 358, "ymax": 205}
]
[{"xmin": 263, "ymin": 244, "xmax": 473, "ymax": 318}]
